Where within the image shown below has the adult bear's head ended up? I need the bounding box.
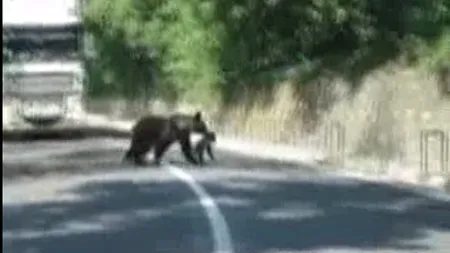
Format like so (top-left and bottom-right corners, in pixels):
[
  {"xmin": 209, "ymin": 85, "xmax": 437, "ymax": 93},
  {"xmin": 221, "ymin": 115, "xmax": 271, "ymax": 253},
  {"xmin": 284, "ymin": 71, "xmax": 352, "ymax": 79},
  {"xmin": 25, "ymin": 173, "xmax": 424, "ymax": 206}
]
[{"xmin": 169, "ymin": 111, "xmax": 209, "ymax": 135}]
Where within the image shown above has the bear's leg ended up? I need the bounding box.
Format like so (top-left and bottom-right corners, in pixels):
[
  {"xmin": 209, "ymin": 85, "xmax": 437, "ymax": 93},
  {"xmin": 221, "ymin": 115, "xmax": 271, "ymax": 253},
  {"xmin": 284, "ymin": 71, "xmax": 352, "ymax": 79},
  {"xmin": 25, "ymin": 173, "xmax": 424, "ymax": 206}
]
[
  {"xmin": 197, "ymin": 149, "xmax": 205, "ymax": 165},
  {"xmin": 194, "ymin": 144, "xmax": 205, "ymax": 165},
  {"xmin": 123, "ymin": 135, "xmax": 140, "ymax": 162},
  {"xmin": 153, "ymin": 139, "xmax": 173, "ymax": 165},
  {"xmin": 206, "ymin": 144, "xmax": 215, "ymax": 161},
  {"xmin": 123, "ymin": 148, "xmax": 134, "ymax": 162},
  {"xmin": 123, "ymin": 146, "xmax": 141, "ymax": 163},
  {"xmin": 124, "ymin": 137, "xmax": 142, "ymax": 162},
  {"xmin": 178, "ymin": 136, "xmax": 199, "ymax": 165},
  {"xmin": 127, "ymin": 140, "xmax": 152, "ymax": 166},
  {"xmin": 133, "ymin": 152, "xmax": 147, "ymax": 166},
  {"xmin": 136, "ymin": 142, "xmax": 154, "ymax": 166}
]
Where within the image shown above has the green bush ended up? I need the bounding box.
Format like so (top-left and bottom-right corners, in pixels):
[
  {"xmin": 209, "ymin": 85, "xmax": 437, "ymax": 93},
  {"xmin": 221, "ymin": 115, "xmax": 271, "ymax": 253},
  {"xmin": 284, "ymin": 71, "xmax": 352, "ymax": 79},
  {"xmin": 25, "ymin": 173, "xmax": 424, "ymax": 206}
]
[{"xmin": 82, "ymin": 0, "xmax": 450, "ymax": 104}]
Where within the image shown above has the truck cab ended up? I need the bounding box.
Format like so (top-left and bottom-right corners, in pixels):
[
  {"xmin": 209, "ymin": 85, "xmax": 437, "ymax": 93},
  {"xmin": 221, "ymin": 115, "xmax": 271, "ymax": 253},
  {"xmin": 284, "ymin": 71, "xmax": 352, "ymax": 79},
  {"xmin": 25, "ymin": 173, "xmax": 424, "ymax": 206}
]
[{"xmin": 3, "ymin": 0, "xmax": 85, "ymax": 128}]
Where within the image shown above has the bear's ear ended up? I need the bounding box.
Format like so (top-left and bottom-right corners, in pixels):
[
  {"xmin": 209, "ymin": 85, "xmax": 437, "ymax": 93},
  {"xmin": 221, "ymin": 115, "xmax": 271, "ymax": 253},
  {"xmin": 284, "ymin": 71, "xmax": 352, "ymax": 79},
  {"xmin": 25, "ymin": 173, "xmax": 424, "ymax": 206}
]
[{"xmin": 194, "ymin": 111, "xmax": 202, "ymax": 121}]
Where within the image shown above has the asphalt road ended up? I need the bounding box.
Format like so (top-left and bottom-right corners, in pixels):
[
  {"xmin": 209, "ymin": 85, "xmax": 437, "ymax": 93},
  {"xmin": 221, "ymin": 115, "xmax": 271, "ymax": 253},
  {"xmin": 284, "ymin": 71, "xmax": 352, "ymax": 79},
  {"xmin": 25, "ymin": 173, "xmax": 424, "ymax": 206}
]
[{"xmin": 3, "ymin": 138, "xmax": 450, "ymax": 253}]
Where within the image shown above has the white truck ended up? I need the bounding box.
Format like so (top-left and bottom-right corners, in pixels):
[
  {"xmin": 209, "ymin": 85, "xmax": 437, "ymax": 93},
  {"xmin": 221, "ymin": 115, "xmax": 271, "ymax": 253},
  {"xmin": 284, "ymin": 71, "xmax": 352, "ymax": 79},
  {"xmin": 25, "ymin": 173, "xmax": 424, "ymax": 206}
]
[{"xmin": 3, "ymin": 0, "xmax": 85, "ymax": 127}]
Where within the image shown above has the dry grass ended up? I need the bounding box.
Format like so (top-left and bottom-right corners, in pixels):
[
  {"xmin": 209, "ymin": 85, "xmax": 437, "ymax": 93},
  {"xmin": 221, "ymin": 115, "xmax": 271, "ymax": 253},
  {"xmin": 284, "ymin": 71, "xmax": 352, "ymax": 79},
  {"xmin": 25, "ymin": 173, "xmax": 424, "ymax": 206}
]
[
  {"xmin": 212, "ymin": 65, "xmax": 449, "ymax": 175},
  {"xmin": 323, "ymin": 66, "xmax": 449, "ymax": 175}
]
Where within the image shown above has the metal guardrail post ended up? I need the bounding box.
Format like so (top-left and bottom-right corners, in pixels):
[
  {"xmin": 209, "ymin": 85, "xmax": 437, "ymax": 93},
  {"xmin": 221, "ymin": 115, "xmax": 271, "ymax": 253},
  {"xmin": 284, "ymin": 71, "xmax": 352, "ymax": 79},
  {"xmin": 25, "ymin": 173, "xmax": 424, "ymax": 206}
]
[
  {"xmin": 324, "ymin": 121, "xmax": 346, "ymax": 158},
  {"xmin": 420, "ymin": 129, "xmax": 449, "ymax": 177}
]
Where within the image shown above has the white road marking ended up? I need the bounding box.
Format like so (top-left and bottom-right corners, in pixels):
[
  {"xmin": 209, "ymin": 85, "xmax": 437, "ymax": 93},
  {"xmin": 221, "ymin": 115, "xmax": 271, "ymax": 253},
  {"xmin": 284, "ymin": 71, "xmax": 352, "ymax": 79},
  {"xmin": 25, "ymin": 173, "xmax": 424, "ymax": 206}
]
[{"xmin": 166, "ymin": 165, "xmax": 234, "ymax": 253}]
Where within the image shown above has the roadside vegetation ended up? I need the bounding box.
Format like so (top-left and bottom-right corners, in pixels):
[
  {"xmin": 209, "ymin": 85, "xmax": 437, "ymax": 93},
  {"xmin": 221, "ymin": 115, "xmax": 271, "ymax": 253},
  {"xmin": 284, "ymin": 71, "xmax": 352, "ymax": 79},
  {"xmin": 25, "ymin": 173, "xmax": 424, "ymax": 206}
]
[{"xmin": 70, "ymin": 0, "xmax": 450, "ymax": 176}]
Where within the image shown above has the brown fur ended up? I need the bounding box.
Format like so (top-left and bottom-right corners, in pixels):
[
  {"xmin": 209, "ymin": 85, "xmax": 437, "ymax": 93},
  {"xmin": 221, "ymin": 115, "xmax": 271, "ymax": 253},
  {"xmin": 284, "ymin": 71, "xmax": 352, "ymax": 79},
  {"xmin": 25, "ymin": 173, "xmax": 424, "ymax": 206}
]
[{"xmin": 123, "ymin": 112, "xmax": 209, "ymax": 166}]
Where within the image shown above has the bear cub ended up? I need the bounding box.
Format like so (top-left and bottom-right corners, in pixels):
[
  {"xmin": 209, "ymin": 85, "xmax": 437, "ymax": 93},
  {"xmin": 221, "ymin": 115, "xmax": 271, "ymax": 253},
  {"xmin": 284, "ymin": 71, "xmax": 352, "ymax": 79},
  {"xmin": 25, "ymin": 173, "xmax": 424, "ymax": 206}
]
[{"xmin": 193, "ymin": 131, "xmax": 217, "ymax": 165}]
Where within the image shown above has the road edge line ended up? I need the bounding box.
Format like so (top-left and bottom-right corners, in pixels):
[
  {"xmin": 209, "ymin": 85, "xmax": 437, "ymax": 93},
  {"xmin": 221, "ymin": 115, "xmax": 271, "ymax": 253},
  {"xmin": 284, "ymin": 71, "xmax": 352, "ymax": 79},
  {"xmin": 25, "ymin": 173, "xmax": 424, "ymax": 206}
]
[{"xmin": 166, "ymin": 165, "xmax": 234, "ymax": 253}]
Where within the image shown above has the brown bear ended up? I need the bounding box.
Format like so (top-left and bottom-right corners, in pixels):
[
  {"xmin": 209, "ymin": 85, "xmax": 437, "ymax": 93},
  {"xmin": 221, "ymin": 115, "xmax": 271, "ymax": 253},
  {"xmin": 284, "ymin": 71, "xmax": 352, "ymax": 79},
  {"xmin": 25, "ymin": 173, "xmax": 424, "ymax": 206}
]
[
  {"xmin": 193, "ymin": 131, "xmax": 216, "ymax": 165},
  {"xmin": 123, "ymin": 111, "xmax": 209, "ymax": 166}
]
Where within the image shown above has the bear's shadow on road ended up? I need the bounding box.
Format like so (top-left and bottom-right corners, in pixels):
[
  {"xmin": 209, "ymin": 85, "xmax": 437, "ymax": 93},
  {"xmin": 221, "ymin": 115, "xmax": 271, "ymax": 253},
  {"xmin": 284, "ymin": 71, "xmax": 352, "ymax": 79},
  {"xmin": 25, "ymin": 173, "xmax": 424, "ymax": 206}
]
[{"xmin": 3, "ymin": 172, "xmax": 450, "ymax": 253}]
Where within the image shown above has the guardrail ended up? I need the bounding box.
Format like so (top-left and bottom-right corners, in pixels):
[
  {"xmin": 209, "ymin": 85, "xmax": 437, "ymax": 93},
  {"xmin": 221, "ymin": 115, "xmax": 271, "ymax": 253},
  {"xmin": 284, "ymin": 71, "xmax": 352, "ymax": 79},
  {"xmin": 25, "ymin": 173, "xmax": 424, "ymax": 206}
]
[
  {"xmin": 321, "ymin": 123, "xmax": 449, "ymax": 178},
  {"xmin": 323, "ymin": 121, "xmax": 345, "ymax": 159},
  {"xmin": 420, "ymin": 129, "xmax": 449, "ymax": 177}
]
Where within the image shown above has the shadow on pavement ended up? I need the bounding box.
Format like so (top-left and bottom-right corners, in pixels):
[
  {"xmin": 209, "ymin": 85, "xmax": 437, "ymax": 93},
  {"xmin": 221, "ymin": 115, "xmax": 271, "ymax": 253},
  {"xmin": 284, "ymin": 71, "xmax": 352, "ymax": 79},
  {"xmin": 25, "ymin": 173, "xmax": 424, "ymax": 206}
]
[
  {"xmin": 3, "ymin": 174, "xmax": 450, "ymax": 253},
  {"xmin": 3, "ymin": 180, "xmax": 214, "ymax": 253},
  {"xmin": 199, "ymin": 177, "xmax": 450, "ymax": 253}
]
